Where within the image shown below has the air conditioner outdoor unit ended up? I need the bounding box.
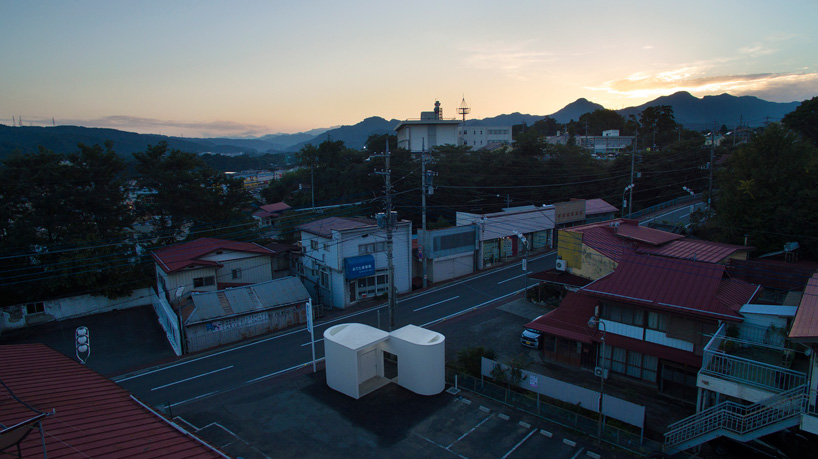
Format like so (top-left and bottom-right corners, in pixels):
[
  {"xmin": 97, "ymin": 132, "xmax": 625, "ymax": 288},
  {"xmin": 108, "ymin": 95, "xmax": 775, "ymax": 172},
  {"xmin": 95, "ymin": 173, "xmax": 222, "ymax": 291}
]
[
  {"xmin": 555, "ymin": 259, "xmax": 567, "ymax": 271},
  {"xmin": 594, "ymin": 367, "xmax": 608, "ymax": 379}
]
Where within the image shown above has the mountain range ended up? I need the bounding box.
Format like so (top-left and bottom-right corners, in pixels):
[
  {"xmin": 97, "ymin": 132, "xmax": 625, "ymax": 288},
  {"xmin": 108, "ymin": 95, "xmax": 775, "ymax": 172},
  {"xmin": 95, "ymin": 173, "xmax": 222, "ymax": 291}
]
[{"xmin": 0, "ymin": 92, "xmax": 803, "ymax": 159}]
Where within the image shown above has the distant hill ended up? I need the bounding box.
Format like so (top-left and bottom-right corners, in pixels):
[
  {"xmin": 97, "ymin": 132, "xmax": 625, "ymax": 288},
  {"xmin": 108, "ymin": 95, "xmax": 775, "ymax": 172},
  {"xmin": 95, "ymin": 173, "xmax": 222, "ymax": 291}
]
[
  {"xmin": 287, "ymin": 117, "xmax": 400, "ymax": 152},
  {"xmin": 466, "ymin": 112, "xmax": 544, "ymax": 127},
  {"xmin": 548, "ymin": 98, "xmax": 606, "ymax": 123},
  {"xmin": 0, "ymin": 125, "xmax": 211, "ymax": 159},
  {"xmin": 616, "ymin": 92, "xmax": 800, "ymax": 128},
  {"xmin": 0, "ymin": 92, "xmax": 806, "ymax": 159}
]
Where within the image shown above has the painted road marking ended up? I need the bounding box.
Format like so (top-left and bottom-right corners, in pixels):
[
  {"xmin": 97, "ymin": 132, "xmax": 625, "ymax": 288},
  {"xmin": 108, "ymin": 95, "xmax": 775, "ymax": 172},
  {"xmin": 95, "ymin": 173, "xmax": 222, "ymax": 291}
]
[
  {"xmin": 502, "ymin": 428, "xmax": 537, "ymax": 459},
  {"xmin": 413, "ymin": 296, "xmax": 460, "ymax": 312},
  {"xmin": 151, "ymin": 366, "xmax": 233, "ymax": 391}
]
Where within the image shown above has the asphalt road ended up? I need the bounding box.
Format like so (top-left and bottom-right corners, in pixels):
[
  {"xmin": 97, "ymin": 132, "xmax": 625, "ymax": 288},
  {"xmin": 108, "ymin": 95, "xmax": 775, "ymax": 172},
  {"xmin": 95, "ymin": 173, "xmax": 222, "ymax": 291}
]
[
  {"xmin": 115, "ymin": 251, "xmax": 558, "ymax": 409},
  {"xmin": 639, "ymin": 201, "xmax": 706, "ymax": 227}
]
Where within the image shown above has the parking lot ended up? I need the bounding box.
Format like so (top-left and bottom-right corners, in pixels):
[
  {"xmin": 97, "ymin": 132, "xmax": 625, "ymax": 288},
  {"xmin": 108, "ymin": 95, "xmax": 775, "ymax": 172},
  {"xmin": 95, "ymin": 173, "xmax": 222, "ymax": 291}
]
[{"xmin": 173, "ymin": 367, "xmax": 627, "ymax": 459}]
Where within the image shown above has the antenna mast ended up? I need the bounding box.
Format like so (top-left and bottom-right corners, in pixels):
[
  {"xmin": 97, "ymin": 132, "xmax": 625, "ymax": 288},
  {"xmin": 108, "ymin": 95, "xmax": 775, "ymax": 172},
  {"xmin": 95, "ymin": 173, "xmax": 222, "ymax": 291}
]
[{"xmin": 458, "ymin": 96, "xmax": 470, "ymax": 122}]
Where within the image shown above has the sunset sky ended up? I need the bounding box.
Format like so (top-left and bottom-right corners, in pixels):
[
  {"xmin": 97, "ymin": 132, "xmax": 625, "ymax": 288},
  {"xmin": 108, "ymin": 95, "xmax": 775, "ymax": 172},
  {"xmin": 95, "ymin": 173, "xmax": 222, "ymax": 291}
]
[{"xmin": 2, "ymin": 1, "xmax": 817, "ymax": 137}]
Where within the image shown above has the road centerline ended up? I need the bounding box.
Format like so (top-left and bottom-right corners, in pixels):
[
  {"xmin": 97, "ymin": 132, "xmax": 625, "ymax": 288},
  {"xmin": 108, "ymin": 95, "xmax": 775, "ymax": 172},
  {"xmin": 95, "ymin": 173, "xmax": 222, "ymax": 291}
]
[{"xmin": 151, "ymin": 365, "xmax": 234, "ymax": 391}]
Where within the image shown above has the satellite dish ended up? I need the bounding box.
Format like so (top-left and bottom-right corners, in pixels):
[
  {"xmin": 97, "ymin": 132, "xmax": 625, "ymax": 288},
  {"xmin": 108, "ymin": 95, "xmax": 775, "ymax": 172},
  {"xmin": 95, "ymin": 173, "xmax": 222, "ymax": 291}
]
[{"xmin": 175, "ymin": 286, "xmax": 186, "ymax": 299}]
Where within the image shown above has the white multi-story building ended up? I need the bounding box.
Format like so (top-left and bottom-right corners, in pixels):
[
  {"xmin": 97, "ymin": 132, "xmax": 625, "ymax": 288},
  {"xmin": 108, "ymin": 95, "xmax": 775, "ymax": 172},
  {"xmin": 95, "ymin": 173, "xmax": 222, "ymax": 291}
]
[
  {"xmin": 395, "ymin": 101, "xmax": 462, "ymax": 153},
  {"xmin": 298, "ymin": 216, "xmax": 412, "ymax": 309},
  {"xmin": 458, "ymin": 125, "xmax": 513, "ymax": 150}
]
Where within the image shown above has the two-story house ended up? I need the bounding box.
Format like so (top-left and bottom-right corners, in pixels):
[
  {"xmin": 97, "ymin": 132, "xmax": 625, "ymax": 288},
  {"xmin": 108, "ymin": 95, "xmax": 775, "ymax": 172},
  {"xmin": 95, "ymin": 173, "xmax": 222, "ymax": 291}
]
[
  {"xmin": 151, "ymin": 237, "xmax": 276, "ymax": 303},
  {"xmin": 526, "ymin": 254, "xmax": 761, "ymax": 400},
  {"xmin": 297, "ymin": 216, "xmax": 412, "ymax": 309}
]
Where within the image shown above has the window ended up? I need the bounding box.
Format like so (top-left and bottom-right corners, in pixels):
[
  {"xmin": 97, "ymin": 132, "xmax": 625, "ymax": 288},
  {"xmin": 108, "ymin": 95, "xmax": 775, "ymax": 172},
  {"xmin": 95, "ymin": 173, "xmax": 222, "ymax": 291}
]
[
  {"xmin": 25, "ymin": 302, "xmax": 44, "ymax": 314},
  {"xmin": 320, "ymin": 270, "xmax": 329, "ymax": 288},
  {"xmin": 648, "ymin": 311, "xmax": 667, "ymax": 331},
  {"xmin": 323, "ymin": 242, "xmax": 330, "ymax": 251},
  {"xmin": 602, "ymin": 303, "xmax": 643, "ymax": 326},
  {"xmin": 232, "ymin": 268, "xmax": 242, "ymax": 280},
  {"xmin": 359, "ymin": 242, "xmax": 385, "ymax": 255},
  {"xmin": 310, "ymin": 240, "xmax": 318, "ymax": 250},
  {"xmin": 193, "ymin": 276, "xmax": 215, "ymax": 288}
]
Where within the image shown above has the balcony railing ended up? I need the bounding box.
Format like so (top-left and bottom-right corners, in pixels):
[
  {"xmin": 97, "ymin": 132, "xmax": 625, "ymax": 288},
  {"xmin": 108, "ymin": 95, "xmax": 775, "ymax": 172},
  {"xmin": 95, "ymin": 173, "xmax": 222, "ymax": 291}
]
[{"xmin": 701, "ymin": 323, "xmax": 806, "ymax": 394}]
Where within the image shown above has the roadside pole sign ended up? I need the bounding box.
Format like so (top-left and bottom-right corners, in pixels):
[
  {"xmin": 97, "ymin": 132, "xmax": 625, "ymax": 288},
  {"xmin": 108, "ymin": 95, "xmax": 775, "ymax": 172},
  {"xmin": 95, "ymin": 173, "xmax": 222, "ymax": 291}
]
[{"xmin": 306, "ymin": 299, "xmax": 316, "ymax": 373}]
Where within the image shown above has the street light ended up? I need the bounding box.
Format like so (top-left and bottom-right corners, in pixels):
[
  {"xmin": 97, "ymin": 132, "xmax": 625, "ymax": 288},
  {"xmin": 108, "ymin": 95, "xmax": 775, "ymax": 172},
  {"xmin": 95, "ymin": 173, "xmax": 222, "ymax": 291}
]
[
  {"xmin": 683, "ymin": 186, "xmax": 695, "ymax": 197},
  {"xmin": 588, "ymin": 316, "xmax": 606, "ymax": 441},
  {"xmin": 622, "ymin": 184, "xmax": 634, "ymax": 218}
]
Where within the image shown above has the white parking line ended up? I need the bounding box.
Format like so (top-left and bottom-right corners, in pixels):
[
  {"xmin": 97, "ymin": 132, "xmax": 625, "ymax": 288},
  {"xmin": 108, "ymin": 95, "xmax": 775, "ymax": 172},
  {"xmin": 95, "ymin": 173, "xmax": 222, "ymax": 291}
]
[
  {"xmin": 151, "ymin": 366, "xmax": 233, "ymax": 391},
  {"xmin": 413, "ymin": 296, "xmax": 460, "ymax": 312},
  {"xmin": 447, "ymin": 413, "xmax": 494, "ymax": 449},
  {"xmin": 502, "ymin": 428, "xmax": 537, "ymax": 459}
]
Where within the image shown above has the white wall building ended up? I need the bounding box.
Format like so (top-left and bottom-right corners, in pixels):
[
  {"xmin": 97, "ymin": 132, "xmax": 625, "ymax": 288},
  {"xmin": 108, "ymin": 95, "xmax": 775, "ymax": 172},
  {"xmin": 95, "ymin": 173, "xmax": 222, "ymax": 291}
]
[
  {"xmin": 298, "ymin": 216, "xmax": 412, "ymax": 309},
  {"xmin": 395, "ymin": 101, "xmax": 462, "ymax": 153},
  {"xmin": 458, "ymin": 125, "xmax": 513, "ymax": 150}
]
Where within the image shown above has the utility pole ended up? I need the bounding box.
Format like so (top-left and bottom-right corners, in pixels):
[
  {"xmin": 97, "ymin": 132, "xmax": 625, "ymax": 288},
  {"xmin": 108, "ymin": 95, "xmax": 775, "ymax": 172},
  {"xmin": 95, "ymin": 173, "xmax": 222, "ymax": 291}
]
[
  {"xmin": 375, "ymin": 143, "xmax": 396, "ymax": 331},
  {"xmin": 421, "ymin": 140, "xmax": 429, "ymax": 289},
  {"xmin": 629, "ymin": 130, "xmax": 636, "ymax": 218},
  {"xmin": 708, "ymin": 123, "xmax": 715, "ymax": 219}
]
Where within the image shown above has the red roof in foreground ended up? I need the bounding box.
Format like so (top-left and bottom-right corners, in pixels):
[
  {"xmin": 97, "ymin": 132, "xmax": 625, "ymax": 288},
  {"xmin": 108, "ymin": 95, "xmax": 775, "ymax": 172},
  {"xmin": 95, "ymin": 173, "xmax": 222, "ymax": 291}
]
[
  {"xmin": 581, "ymin": 254, "xmax": 756, "ymax": 321},
  {"xmin": 152, "ymin": 237, "xmax": 274, "ymax": 273},
  {"xmin": 0, "ymin": 344, "xmax": 225, "ymax": 458},
  {"xmin": 790, "ymin": 272, "xmax": 818, "ymax": 341}
]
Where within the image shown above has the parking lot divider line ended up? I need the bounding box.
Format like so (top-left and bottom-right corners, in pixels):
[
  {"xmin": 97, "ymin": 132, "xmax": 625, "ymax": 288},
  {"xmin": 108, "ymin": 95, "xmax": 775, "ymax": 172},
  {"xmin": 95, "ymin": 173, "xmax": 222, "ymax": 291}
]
[
  {"xmin": 501, "ymin": 428, "xmax": 537, "ymax": 459},
  {"xmin": 413, "ymin": 295, "xmax": 460, "ymax": 312},
  {"xmin": 447, "ymin": 413, "xmax": 494, "ymax": 449}
]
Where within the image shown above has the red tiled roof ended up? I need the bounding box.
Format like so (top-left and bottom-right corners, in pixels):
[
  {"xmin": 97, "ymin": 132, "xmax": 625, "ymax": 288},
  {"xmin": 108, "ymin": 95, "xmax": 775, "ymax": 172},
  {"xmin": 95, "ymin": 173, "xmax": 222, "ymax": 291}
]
[
  {"xmin": 0, "ymin": 344, "xmax": 225, "ymax": 458},
  {"xmin": 637, "ymin": 238, "xmax": 750, "ymax": 264},
  {"xmin": 151, "ymin": 237, "xmax": 274, "ymax": 274},
  {"xmin": 570, "ymin": 224, "xmax": 636, "ymax": 263},
  {"xmin": 253, "ymin": 202, "xmax": 291, "ymax": 219},
  {"xmin": 614, "ymin": 220, "xmax": 684, "ymax": 245},
  {"xmin": 298, "ymin": 217, "xmax": 378, "ymax": 238},
  {"xmin": 580, "ymin": 254, "xmax": 749, "ymax": 321},
  {"xmin": 584, "ymin": 198, "xmax": 618, "ymax": 215},
  {"xmin": 790, "ymin": 272, "xmax": 818, "ymax": 341},
  {"xmin": 525, "ymin": 293, "xmax": 598, "ymax": 344},
  {"xmin": 259, "ymin": 202, "xmax": 291, "ymax": 213}
]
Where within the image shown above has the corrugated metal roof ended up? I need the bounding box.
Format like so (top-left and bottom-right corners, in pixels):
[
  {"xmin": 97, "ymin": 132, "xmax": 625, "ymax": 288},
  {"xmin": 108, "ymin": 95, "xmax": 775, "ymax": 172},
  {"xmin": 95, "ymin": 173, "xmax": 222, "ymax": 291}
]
[
  {"xmin": 581, "ymin": 254, "xmax": 748, "ymax": 321},
  {"xmin": 790, "ymin": 272, "xmax": 818, "ymax": 341},
  {"xmin": 298, "ymin": 217, "xmax": 377, "ymax": 238},
  {"xmin": 188, "ymin": 276, "xmax": 310, "ymax": 324},
  {"xmin": 0, "ymin": 344, "xmax": 225, "ymax": 458},
  {"xmin": 637, "ymin": 238, "xmax": 749, "ymax": 264},
  {"xmin": 151, "ymin": 237, "xmax": 274, "ymax": 273}
]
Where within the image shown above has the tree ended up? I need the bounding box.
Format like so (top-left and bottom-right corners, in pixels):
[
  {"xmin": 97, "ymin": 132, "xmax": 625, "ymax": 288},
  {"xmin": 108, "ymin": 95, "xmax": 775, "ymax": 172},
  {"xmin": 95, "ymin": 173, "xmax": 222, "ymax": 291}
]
[
  {"xmin": 708, "ymin": 123, "xmax": 818, "ymax": 257},
  {"xmin": 133, "ymin": 142, "xmax": 253, "ymax": 243},
  {"xmin": 638, "ymin": 105, "xmax": 677, "ymax": 149},
  {"xmin": 0, "ymin": 143, "xmax": 137, "ymax": 305},
  {"xmin": 783, "ymin": 96, "xmax": 818, "ymax": 147}
]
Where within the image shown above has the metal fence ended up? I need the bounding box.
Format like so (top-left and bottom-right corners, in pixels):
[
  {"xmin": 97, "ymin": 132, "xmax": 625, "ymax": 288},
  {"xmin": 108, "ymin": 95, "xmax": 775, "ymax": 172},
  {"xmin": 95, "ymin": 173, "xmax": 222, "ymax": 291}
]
[{"xmin": 445, "ymin": 369, "xmax": 673, "ymax": 457}]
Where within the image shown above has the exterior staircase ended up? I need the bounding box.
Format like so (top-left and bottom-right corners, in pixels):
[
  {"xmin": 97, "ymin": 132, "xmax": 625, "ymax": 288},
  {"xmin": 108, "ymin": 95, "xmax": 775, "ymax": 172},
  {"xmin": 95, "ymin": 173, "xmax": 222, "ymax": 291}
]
[{"xmin": 664, "ymin": 385, "xmax": 808, "ymax": 453}]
